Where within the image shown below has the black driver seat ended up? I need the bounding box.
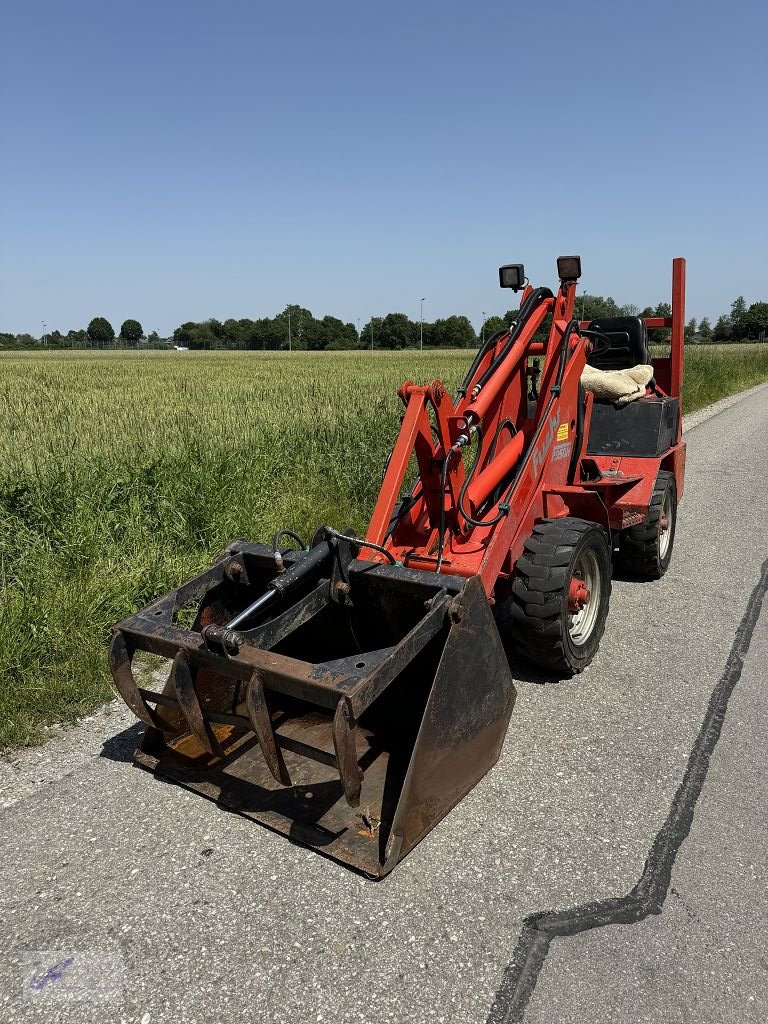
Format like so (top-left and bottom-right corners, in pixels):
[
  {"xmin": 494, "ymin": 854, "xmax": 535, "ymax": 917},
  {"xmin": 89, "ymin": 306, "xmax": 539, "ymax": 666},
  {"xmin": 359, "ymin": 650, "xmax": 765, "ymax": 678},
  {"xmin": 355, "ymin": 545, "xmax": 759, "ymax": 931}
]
[{"xmin": 586, "ymin": 316, "xmax": 650, "ymax": 371}]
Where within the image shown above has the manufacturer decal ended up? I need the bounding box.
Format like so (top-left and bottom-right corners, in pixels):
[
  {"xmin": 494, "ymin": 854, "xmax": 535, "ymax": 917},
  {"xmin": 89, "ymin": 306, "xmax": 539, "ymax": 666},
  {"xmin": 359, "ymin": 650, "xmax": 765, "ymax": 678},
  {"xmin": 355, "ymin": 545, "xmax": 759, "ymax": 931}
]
[
  {"xmin": 551, "ymin": 441, "xmax": 572, "ymax": 462},
  {"xmin": 532, "ymin": 412, "xmax": 561, "ymax": 475}
]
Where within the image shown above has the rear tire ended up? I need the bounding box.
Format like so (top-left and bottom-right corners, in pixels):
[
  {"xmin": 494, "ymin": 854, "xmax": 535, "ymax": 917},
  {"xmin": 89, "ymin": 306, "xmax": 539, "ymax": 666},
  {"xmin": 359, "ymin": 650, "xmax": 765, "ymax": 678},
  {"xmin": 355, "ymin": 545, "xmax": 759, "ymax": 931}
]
[
  {"xmin": 495, "ymin": 518, "xmax": 612, "ymax": 676},
  {"xmin": 619, "ymin": 470, "xmax": 677, "ymax": 579}
]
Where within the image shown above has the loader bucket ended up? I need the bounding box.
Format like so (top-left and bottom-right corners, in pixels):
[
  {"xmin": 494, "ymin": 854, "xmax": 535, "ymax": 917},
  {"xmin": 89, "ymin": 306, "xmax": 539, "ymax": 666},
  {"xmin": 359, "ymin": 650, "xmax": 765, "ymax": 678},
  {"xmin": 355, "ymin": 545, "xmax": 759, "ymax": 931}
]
[{"xmin": 109, "ymin": 541, "xmax": 516, "ymax": 877}]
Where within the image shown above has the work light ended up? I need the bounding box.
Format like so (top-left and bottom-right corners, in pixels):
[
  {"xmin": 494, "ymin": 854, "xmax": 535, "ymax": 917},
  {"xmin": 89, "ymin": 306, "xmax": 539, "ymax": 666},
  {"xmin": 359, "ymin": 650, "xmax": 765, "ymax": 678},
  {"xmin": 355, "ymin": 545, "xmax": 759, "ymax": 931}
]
[
  {"xmin": 499, "ymin": 264, "xmax": 525, "ymax": 290},
  {"xmin": 557, "ymin": 256, "xmax": 582, "ymax": 282}
]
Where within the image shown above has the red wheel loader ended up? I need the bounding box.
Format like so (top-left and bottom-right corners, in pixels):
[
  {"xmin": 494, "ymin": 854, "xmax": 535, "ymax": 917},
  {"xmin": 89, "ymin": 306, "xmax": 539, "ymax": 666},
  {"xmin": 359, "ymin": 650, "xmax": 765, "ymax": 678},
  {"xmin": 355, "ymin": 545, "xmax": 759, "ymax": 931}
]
[{"xmin": 110, "ymin": 256, "xmax": 686, "ymax": 878}]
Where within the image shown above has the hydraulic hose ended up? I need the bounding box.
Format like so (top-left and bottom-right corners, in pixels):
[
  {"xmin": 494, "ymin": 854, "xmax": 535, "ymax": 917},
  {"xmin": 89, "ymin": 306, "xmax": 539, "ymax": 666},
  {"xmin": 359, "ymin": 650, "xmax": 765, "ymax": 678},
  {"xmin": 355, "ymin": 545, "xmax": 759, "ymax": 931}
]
[
  {"xmin": 271, "ymin": 529, "xmax": 308, "ymax": 571},
  {"xmin": 470, "ymin": 287, "xmax": 553, "ymax": 396},
  {"xmin": 457, "ymin": 320, "xmax": 578, "ymax": 530},
  {"xmin": 272, "ymin": 529, "xmax": 308, "ymax": 552},
  {"xmin": 322, "ymin": 526, "xmax": 398, "ymax": 565},
  {"xmin": 457, "ymin": 328, "xmax": 507, "ymax": 398}
]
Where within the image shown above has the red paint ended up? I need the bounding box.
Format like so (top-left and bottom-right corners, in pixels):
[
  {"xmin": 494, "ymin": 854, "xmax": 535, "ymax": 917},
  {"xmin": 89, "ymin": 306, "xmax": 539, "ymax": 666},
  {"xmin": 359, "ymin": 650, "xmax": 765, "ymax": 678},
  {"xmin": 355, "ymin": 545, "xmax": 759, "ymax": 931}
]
[{"xmin": 365, "ymin": 260, "xmax": 687, "ymax": 601}]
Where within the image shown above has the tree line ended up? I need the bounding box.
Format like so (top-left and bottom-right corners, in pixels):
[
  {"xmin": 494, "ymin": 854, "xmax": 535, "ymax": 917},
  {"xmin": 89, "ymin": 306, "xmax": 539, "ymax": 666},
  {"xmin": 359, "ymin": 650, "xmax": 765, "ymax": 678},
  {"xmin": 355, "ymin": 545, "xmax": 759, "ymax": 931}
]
[{"xmin": 3, "ymin": 294, "xmax": 768, "ymax": 351}]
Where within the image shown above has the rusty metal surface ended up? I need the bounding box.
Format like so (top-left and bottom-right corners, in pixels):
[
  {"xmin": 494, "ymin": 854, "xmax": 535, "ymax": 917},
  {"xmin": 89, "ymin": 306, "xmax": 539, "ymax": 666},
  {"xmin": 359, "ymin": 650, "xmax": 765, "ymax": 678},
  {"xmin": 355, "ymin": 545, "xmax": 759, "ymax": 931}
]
[
  {"xmin": 110, "ymin": 548, "xmax": 517, "ymax": 877},
  {"xmin": 134, "ymin": 716, "xmax": 394, "ymax": 876},
  {"xmin": 171, "ymin": 652, "xmax": 225, "ymax": 759},
  {"xmin": 388, "ymin": 575, "xmax": 517, "ymax": 865},
  {"xmin": 245, "ymin": 670, "xmax": 291, "ymax": 785}
]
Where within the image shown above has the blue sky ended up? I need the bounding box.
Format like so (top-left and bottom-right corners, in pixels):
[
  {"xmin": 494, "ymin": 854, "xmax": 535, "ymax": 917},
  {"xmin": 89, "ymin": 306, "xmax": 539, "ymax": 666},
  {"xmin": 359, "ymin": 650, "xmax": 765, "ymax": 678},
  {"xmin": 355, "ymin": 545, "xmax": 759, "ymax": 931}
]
[{"xmin": 2, "ymin": 0, "xmax": 766, "ymax": 336}]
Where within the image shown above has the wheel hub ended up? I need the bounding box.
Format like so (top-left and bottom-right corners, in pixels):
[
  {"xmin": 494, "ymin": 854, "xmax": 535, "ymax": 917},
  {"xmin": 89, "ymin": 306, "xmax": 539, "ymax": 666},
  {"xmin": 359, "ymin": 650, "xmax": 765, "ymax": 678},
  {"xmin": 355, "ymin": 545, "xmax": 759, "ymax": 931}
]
[
  {"xmin": 568, "ymin": 549, "xmax": 602, "ymax": 646},
  {"xmin": 567, "ymin": 578, "xmax": 590, "ymax": 613}
]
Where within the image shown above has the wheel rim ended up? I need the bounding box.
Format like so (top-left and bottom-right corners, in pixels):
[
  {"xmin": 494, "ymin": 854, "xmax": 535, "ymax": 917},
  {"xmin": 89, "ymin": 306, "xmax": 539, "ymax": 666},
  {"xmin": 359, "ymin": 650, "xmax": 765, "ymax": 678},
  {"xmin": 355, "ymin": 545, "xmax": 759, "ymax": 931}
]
[
  {"xmin": 568, "ymin": 549, "xmax": 602, "ymax": 646},
  {"xmin": 659, "ymin": 489, "xmax": 674, "ymax": 560}
]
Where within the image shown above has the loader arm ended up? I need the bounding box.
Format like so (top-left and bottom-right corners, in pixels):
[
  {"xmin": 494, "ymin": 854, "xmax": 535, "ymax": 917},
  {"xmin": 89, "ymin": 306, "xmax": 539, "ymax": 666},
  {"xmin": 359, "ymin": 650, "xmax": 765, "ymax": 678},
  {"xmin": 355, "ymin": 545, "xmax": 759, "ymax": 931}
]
[{"xmin": 367, "ymin": 269, "xmax": 586, "ymax": 596}]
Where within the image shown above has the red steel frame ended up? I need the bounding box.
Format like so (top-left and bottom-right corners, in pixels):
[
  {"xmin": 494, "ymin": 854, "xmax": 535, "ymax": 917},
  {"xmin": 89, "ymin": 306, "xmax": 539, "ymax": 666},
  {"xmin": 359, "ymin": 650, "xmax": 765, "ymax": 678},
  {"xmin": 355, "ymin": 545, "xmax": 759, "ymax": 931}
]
[{"xmin": 363, "ymin": 259, "xmax": 686, "ymax": 600}]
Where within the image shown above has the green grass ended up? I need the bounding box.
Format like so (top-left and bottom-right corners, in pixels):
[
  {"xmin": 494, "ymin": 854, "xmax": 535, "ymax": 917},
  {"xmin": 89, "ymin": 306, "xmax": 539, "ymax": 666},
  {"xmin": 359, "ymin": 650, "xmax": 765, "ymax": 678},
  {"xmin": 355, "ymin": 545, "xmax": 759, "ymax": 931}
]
[
  {"xmin": 668, "ymin": 344, "xmax": 768, "ymax": 408},
  {"xmin": 1, "ymin": 344, "xmax": 767, "ymax": 748}
]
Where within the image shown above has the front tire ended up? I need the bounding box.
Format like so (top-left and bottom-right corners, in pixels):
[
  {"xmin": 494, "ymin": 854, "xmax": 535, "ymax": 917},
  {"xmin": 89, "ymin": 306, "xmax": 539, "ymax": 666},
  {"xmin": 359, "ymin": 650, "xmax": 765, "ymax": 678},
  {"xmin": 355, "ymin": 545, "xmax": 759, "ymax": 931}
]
[
  {"xmin": 495, "ymin": 518, "xmax": 612, "ymax": 676},
  {"xmin": 619, "ymin": 470, "xmax": 677, "ymax": 579}
]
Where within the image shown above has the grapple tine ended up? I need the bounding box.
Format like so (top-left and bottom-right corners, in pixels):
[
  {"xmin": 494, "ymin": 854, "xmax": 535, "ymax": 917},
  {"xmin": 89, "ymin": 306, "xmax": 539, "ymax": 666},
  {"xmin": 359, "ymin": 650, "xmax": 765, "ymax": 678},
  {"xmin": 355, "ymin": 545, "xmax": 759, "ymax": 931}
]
[
  {"xmin": 332, "ymin": 698, "xmax": 363, "ymax": 807},
  {"xmin": 171, "ymin": 651, "xmax": 226, "ymax": 760},
  {"xmin": 108, "ymin": 630, "xmax": 177, "ymax": 733},
  {"xmin": 245, "ymin": 670, "xmax": 291, "ymax": 786}
]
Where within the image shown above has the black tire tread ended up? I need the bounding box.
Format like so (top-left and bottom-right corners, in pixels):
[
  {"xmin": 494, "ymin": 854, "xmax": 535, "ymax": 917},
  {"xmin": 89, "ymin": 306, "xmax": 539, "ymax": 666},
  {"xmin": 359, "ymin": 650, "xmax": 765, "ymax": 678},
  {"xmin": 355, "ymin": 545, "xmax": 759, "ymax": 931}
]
[
  {"xmin": 620, "ymin": 470, "xmax": 676, "ymax": 579},
  {"xmin": 498, "ymin": 517, "xmax": 612, "ymax": 675}
]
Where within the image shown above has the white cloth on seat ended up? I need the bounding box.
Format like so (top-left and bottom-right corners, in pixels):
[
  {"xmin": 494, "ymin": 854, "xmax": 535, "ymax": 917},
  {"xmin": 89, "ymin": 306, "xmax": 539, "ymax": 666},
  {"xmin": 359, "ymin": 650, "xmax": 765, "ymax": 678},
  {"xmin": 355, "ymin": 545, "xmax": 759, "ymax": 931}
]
[{"xmin": 580, "ymin": 363, "xmax": 654, "ymax": 408}]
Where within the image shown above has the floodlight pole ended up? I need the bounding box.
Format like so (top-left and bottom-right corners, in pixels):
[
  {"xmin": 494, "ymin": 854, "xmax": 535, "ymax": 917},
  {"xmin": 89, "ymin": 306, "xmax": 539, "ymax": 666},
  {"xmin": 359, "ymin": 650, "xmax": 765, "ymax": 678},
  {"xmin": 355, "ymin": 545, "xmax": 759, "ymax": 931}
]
[
  {"xmin": 481, "ymin": 312, "xmax": 486, "ymax": 343},
  {"xmin": 420, "ymin": 298, "xmax": 425, "ymax": 351},
  {"xmin": 288, "ymin": 308, "xmax": 292, "ymax": 352}
]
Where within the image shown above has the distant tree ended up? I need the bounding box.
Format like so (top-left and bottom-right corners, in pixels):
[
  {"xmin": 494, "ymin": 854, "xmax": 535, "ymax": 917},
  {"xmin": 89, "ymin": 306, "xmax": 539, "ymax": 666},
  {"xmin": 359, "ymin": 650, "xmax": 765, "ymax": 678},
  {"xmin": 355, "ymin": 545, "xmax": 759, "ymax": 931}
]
[
  {"xmin": 446, "ymin": 315, "xmax": 476, "ymax": 348},
  {"xmin": 712, "ymin": 314, "xmax": 731, "ymax": 342},
  {"xmin": 239, "ymin": 318, "xmax": 265, "ymax": 349},
  {"xmin": 646, "ymin": 302, "xmax": 671, "ymax": 346},
  {"xmin": 220, "ymin": 318, "xmax": 244, "ymax": 348},
  {"xmin": 744, "ymin": 302, "xmax": 768, "ymax": 340},
  {"xmin": 272, "ymin": 305, "xmax": 313, "ymax": 349},
  {"xmin": 430, "ymin": 315, "xmax": 476, "ymax": 348},
  {"xmin": 67, "ymin": 329, "xmax": 87, "ymax": 347},
  {"xmin": 15, "ymin": 333, "xmax": 36, "ymax": 347},
  {"xmin": 573, "ymin": 294, "xmax": 623, "ymax": 322},
  {"xmin": 147, "ymin": 330, "xmax": 161, "ymax": 345},
  {"xmin": 173, "ymin": 319, "xmax": 226, "ymax": 349},
  {"xmin": 0, "ymin": 332, "xmax": 15, "ymax": 347},
  {"xmin": 48, "ymin": 329, "xmax": 64, "ymax": 347},
  {"xmin": 730, "ymin": 296, "xmax": 748, "ymax": 340},
  {"xmin": 313, "ymin": 315, "xmax": 357, "ymax": 350},
  {"xmin": 359, "ymin": 318, "xmax": 378, "ymax": 348},
  {"xmin": 302, "ymin": 315, "xmax": 329, "ymax": 350},
  {"xmin": 206, "ymin": 319, "xmax": 226, "ymax": 347},
  {"xmin": 173, "ymin": 322, "xmax": 197, "ymax": 347},
  {"xmin": 120, "ymin": 319, "xmax": 143, "ymax": 344},
  {"xmin": 418, "ymin": 320, "xmax": 435, "ymax": 347},
  {"xmin": 620, "ymin": 303, "xmax": 641, "ymax": 316},
  {"xmin": 684, "ymin": 317, "xmax": 697, "ymax": 342},
  {"xmin": 259, "ymin": 317, "xmax": 286, "ymax": 350},
  {"xmin": 479, "ymin": 315, "xmax": 507, "ymax": 342},
  {"xmin": 698, "ymin": 317, "xmax": 712, "ymax": 342},
  {"xmin": 377, "ymin": 312, "xmax": 415, "ymax": 349},
  {"xmin": 87, "ymin": 316, "xmax": 115, "ymax": 347},
  {"xmin": 343, "ymin": 322, "xmax": 361, "ymax": 348}
]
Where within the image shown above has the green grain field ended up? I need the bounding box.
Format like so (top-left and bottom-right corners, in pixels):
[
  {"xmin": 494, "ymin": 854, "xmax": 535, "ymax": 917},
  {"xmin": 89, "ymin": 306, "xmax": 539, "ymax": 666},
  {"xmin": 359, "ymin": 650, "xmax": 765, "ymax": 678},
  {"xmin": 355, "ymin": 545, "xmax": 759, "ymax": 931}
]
[{"xmin": 2, "ymin": 345, "xmax": 768, "ymax": 748}]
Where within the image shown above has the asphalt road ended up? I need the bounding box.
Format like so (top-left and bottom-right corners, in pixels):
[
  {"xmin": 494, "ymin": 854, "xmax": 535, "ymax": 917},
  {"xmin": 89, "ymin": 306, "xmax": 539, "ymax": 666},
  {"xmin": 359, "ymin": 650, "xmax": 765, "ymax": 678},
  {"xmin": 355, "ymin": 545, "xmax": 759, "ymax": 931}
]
[{"xmin": 2, "ymin": 383, "xmax": 767, "ymax": 1024}]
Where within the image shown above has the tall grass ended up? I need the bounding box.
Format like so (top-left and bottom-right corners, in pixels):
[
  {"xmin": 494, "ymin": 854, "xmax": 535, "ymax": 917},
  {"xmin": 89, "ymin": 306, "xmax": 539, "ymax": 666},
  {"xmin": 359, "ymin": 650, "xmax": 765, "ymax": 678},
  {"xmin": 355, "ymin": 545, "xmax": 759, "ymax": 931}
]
[
  {"xmin": 1, "ymin": 345, "xmax": 767, "ymax": 747},
  {"xmin": 671, "ymin": 343, "xmax": 768, "ymax": 409}
]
